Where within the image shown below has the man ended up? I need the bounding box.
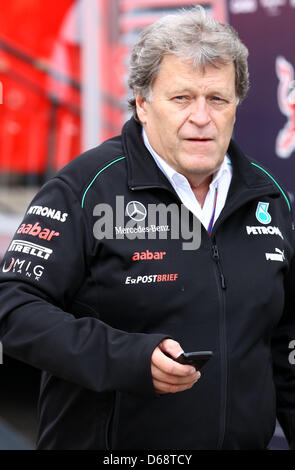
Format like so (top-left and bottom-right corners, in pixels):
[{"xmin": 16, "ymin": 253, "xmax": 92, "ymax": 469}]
[{"xmin": 0, "ymin": 6, "xmax": 295, "ymax": 450}]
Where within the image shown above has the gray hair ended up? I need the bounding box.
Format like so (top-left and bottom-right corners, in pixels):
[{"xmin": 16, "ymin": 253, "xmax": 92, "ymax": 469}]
[{"xmin": 128, "ymin": 6, "xmax": 249, "ymax": 120}]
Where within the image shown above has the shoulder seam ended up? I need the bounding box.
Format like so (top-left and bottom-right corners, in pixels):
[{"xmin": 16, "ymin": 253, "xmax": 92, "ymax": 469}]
[
  {"xmin": 251, "ymin": 162, "xmax": 291, "ymax": 212},
  {"xmin": 81, "ymin": 156, "xmax": 126, "ymax": 208}
]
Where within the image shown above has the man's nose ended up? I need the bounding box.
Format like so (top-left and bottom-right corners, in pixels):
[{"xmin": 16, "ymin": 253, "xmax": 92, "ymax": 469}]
[{"xmin": 188, "ymin": 98, "xmax": 211, "ymax": 127}]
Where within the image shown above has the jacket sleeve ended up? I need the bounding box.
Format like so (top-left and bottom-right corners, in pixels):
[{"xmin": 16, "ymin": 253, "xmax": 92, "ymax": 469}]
[
  {"xmin": 271, "ymin": 253, "xmax": 295, "ymax": 449},
  {"xmin": 0, "ymin": 177, "xmax": 167, "ymax": 397}
]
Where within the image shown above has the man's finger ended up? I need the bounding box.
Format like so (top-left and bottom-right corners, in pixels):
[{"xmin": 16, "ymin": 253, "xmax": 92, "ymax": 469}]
[
  {"xmin": 151, "ymin": 363, "xmax": 200, "ymax": 385},
  {"xmin": 152, "ymin": 346, "xmax": 196, "ymax": 377},
  {"xmin": 153, "ymin": 376, "xmax": 200, "ymax": 394},
  {"xmin": 158, "ymin": 338, "xmax": 184, "ymax": 359}
]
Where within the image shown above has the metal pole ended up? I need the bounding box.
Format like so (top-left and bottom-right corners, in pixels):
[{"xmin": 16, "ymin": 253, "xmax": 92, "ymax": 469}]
[{"xmin": 81, "ymin": 0, "xmax": 101, "ymax": 151}]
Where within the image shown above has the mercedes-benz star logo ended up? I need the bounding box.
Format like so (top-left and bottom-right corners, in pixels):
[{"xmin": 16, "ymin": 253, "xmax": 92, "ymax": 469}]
[{"xmin": 126, "ymin": 201, "xmax": 147, "ymax": 221}]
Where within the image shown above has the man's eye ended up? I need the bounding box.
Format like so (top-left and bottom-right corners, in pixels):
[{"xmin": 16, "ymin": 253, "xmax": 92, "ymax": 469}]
[
  {"xmin": 173, "ymin": 96, "xmax": 189, "ymax": 102},
  {"xmin": 210, "ymin": 96, "xmax": 225, "ymax": 103}
]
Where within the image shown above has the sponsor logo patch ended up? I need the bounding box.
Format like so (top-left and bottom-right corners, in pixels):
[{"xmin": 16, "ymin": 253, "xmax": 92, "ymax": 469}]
[
  {"xmin": 17, "ymin": 222, "xmax": 60, "ymax": 241},
  {"xmin": 126, "ymin": 201, "xmax": 147, "ymax": 221},
  {"xmin": 256, "ymin": 202, "xmax": 272, "ymax": 224},
  {"xmin": 125, "ymin": 273, "xmax": 178, "ymax": 284},
  {"xmin": 265, "ymin": 248, "xmax": 285, "ymax": 262},
  {"xmin": 27, "ymin": 205, "xmax": 68, "ymax": 222},
  {"xmin": 115, "ymin": 225, "xmax": 169, "ymax": 236},
  {"xmin": 246, "ymin": 225, "xmax": 284, "ymax": 239},
  {"xmin": 8, "ymin": 240, "xmax": 53, "ymax": 260},
  {"xmin": 132, "ymin": 250, "xmax": 166, "ymax": 261},
  {"xmin": 2, "ymin": 257, "xmax": 45, "ymax": 280}
]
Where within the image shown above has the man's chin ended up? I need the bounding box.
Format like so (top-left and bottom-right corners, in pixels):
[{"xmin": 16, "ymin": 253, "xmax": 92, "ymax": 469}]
[{"xmin": 180, "ymin": 161, "xmax": 221, "ymax": 179}]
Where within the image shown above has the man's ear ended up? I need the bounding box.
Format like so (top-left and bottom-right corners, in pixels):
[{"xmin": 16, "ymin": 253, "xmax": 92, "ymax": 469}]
[{"xmin": 134, "ymin": 94, "xmax": 148, "ymax": 124}]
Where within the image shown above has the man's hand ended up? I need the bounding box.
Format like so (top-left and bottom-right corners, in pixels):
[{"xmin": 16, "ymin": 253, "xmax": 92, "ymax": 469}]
[{"xmin": 151, "ymin": 338, "xmax": 201, "ymax": 394}]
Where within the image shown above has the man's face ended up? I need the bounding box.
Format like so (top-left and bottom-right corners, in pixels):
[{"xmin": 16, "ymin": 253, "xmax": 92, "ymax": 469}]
[{"xmin": 136, "ymin": 55, "xmax": 238, "ymax": 184}]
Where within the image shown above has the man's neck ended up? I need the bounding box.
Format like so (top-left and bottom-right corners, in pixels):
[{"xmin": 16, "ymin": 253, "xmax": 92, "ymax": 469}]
[{"xmin": 189, "ymin": 175, "xmax": 212, "ymax": 208}]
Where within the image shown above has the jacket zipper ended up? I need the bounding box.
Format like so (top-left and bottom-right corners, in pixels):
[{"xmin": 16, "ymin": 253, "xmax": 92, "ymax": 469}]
[
  {"xmin": 211, "ymin": 239, "xmax": 227, "ymax": 449},
  {"xmin": 105, "ymin": 392, "xmax": 121, "ymax": 450},
  {"xmin": 105, "ymin": 393, "xmax": 115, "ymax": 450},
  {"xmin": 211, "ymin": 244, "xmax": 226, "ymax": 289}
]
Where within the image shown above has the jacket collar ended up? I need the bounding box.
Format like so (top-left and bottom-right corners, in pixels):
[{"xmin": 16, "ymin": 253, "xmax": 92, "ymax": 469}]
[
  {"xmin": 122, "ymin": 117, "xmax": 279, "ymax": 197},
  {"xmin": 122, "ymin": 118, "xmax": 171, "ymax": 191}
]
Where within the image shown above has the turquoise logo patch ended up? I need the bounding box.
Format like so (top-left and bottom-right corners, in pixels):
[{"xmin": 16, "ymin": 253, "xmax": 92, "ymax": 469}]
[{"xmin": 256, "ymin": 202, "xmax": 272, "ymax": 225}]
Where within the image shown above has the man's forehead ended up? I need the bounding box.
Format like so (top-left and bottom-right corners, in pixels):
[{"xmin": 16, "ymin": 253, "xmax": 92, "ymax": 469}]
[{"xmin": 153, "ymin": 56, "xmax": 236, "ymax": 91}]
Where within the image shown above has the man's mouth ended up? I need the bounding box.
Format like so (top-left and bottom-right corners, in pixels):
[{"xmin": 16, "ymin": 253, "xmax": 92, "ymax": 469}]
[{"xmin": 185, "ymin": 137, "xmax": 213, "ymax": 142}]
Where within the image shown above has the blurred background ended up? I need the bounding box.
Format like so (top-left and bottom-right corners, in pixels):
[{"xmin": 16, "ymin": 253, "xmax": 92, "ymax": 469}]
[{"xmin": 0, "ymin": 0, "xmax": 294, "ymax": 450}]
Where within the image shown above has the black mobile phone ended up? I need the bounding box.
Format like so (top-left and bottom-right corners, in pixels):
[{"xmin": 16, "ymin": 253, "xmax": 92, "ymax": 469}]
[{"xmin": 174, "ymin": 351, "xmax": 213, "ymax": 370}]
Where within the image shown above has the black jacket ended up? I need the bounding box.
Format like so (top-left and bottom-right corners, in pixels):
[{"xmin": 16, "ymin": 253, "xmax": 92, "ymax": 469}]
[{"xmin": 0, "ymin": 117, "xmax": 295, "ymax": 450}]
